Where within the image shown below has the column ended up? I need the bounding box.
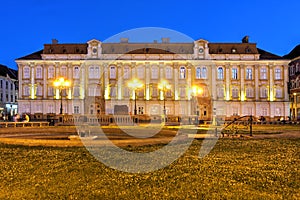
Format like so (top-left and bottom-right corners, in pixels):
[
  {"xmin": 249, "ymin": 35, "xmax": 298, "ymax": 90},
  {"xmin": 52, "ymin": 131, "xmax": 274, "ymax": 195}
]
[
  {"xmin": 269, "ymin": 63, "xmax": 274, "ymax": 102},
  {"xmin": 174, "ymin": 62, "xmax": 179, "ymax": 100},
  {"xmin": 255, "ymin": 65, "xmax": 259, "ymax": 101},
  {"xmin": 117, "ymin": 63, "xmax": 123, "ymax": 100},
  {"xmin": 145, "ymin": 62, "xmax": 150, "ymax": 100},
  {"xmin": 225, "ymin": 64, "xmax": 230, "ymax": 101},
  {"xmin": 211, "ymin": 64, "xmax": 217, "ymax": 100}
]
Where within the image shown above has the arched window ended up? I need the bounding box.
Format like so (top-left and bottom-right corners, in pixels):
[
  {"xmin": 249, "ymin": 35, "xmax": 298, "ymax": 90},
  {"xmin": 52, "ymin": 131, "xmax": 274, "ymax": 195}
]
[
  {"xmin": 246, "ymin": 88, "xmax": 254, "ymax": 98},
  {"xmin": 151, "ymin": 67, "xmax": 158, "ymax": 79},
  {"xmin": 24, "ymin": 66, "xmax": 30, "ymax": 79},
  {"xmin": 275, "ymin": 68, "xmax": 281, "ymax": 80},
  {"xmin": 201, "ymin": 67, "xmax": 207, "ymax": 79},
  {"xmin": 123, "ymin": 67, "xmax": 130, "ymax": 79},
  {"xmin": 73, "ymin": 66, "xmax": 80, "ymax": 79},
  {"xmin": 36, "ymin": 85, "xmax": 43, "ymax": 96},
  {"xmin": 232, "ymin": 68, "xmax": 238, "ymax": 80},
  {"xmin": 179, "ymin": 66, "xmax": 186, "ymax": 79},
  {"xmin": 196, "ymin": 67, "xmax": 201, "ymax": 79},
  {"xmin": 260, "ymin": 87, "xmax": 268, "ymax": 98},
  {"xmin": 260, "ymin": 68, "xmax": 267, "ymax": 79},
  {"xmin": 165, "ymin": 67, "xmax": 172, "ymax": 79},
  {"xmin": 246, "ymin": 68, "xmax": 253, "ymax": 80},
  {"xmin": 48, "ymin": 66, "xmax": 55, "ymax": 79},
  {"xmin": 60, "ymin": 66, "xmax": 67, "ymax": 77},
  {"xmin": 110, "ymin": 66, "xmax": 116, "ymax": 79},
  {"xmin": 276, "ymin": 88, "xmax": 282, "ymax": 98},
  {"xmin": 217, "ymin": 67, "xmax": 224, "ymax": 80},
  {"xmin": 232, "ymin": 88, "xmax": 239, "ymax": 98},
  {"xmin": 36, "ymin": 66, "xmax": 42, "ymax": 79}
]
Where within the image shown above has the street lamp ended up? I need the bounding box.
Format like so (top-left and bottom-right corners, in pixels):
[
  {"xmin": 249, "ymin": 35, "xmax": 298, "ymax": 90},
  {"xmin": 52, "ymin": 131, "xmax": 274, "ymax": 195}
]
[
  {"xmin": 293, "ymin": 92, "xmax": 297, "ymax": 120},
  {"xmin": 53, "ymin": 77, "xmax": 71, "ymax": 114},
  {"xmin": 158, "ymin": 80, "xmax": 171, "ymax": 122},
  {"xmin": 128, "ymin": 79, "xmax": 143, "ymax": 115}
]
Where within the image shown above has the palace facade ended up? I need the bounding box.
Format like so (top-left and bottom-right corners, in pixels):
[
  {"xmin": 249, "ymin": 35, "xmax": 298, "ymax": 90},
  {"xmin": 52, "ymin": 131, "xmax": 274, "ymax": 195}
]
[{"xmin": 16, "ymin": 38, "xmax": 290, "ymax": 121}]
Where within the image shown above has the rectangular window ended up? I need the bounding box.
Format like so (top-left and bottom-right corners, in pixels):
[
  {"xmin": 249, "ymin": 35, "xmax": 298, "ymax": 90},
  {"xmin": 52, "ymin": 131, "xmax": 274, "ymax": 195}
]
[
  {"xmin": 0, "ymin": 80, "xmax": 2, "ymax": 88},
  {"xmin": 246, "ymin": 68, "xmax": 252, "ymax": 80},
  {"xmin": 123, "ymin": 67, "xmax": 130, "ymax": 79},
  {"xmin": 152, "ymin": 87, "xmax": 158, "ymax": 97},
  {"xmin": 89, "ymin": 66, "xmax": 94, "ymax": 79},
  {"xmin": 275, "ymin": 68, "xmax": 281, "ymax": 80},
  {"xmin": 24, "ymin": 86, "xmax": 30, "ymax": 96},
  {"xmin": 232, "ymin": 88, "xmax": 239, "ymax": 98},
  {"xmin": 232, "ymin": 68, "xmax": 238, "ymax": 80},
  {"xmin": 260, "ymin": 87, "xmax": 268, "ymax": 98},
  {"xmin": 165, "ymin": 68, "xmax": 172, "ymax": 79},
  {"xmin": 36, "ymin": 67, "xmax": 42, "ymax": 79},
  {"xmin": 74, "ymin": 106, "xmax": 80, "ymax": 114},
  {"xmin": 218, "ymin": 87, "xmax": 224, "ymax": 98},
  {"xmin": 246, "ymin": 88, "xmax": 254, "ymax": 98},
  {"xmin": 180, "ymin": 87, "xmax": 186, "ymax": 97},
  {"xmin": 48, "ymin": 87, "xmax": 54, "ymax": 96},
  {"xmin": 260, "ymin": 68, "xmax": 267, "ymax": 79},
  {"xmin": 137, "ymin": 67, "xmax": 144, "ymax": 79},
  {"xmin": 48, "ymin": 104, "xmax": 54, "ymax": 113},
  {"xmin": 36, "ymin": 85, "xmax": 42, "ymax": 96},
  {"xmin": 48, "ymin": 67, "xmax": 55, "ymax": 79},
  {"xmin": 73, "ymin": 87, "xmax": 80, "ymax": 97},
  {"xmin": 151, "ymin": 67, "xmax": 158, "ymax": 79},
  {"xmin": 24, "ymin": 67, "xmax": 30, "ymax": 79},
  {"xmin": 61, "ymin": 67, "xmax": 67, "ymax": 77},
  {"xmin": 276, "ymin": 88, "xmax": 282, "ymax": 98},
  {"xmin": 110, "ymin": 87, "xmax": 116, "ymax": 97}
]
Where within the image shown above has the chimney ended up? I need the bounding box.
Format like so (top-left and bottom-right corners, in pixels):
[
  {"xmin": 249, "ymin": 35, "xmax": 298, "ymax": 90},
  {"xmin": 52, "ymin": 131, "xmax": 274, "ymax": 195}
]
[
  {"xmin": 161, "ymin": 37, "xmax": 170, "ymax": 43},
  {"xmin": 120, "ymin": 38, "xmax": 129, "ymax": 43},
  {"xmin": 52, "ymin": 39, "xmax": 58, "ymax": 44}
]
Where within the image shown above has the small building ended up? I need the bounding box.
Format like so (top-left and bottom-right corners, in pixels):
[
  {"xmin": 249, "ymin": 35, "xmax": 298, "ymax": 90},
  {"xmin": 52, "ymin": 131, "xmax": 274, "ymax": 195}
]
[{"xmin": 0, "ymin": 64, "xmax": 18, "ymax": 120}]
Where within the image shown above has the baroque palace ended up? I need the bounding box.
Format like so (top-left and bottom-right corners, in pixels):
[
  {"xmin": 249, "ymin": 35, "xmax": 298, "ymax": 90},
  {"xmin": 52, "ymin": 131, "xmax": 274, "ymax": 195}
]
[{"xmin": 16, "ymin": 37, "xmax": 290, "ymax": 121}]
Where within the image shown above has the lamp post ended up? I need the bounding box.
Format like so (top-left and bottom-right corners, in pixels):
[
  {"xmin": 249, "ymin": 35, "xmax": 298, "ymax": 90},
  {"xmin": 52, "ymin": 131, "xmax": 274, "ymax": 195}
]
[
  {"xmin": 294, "ymin": 92, "xmax": 297, "ymax": 121},
  {"xmin": 53, "ymin": 77, "xmax": 71, "ymax": 114},
  {"xmin": 128, "ymin": 79, "xmax": 143, "ymax": 115},
  {"xmin": 191, "ymin": 86, "xmax": 203, "ymax": 124},
  {"xmin": 158, "ymin": 80, "xmax": 171, "ymax": 122}
]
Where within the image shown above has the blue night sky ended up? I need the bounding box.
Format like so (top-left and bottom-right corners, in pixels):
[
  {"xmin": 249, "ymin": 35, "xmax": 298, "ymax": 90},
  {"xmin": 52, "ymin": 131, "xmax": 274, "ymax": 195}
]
[{"xmin": 1, "ymin": 0, "xmax": 299, "ymax": 70}]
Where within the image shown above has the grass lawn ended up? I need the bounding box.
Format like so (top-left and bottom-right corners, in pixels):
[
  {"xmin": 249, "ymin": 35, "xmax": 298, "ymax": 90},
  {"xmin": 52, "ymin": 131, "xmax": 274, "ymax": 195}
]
[{"xmin": 0, "ymin": 138, "xmax": 299, "ymax": 199}]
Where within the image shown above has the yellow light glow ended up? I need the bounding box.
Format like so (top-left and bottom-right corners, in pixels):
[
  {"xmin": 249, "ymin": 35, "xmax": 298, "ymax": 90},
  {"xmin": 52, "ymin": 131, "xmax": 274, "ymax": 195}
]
[
  {"xmin": 53, "ymin": 77, "xmax": 72, "ymax": 88},
  {"xmin": 158, "ymin": 80, "xmax": 171, "ymax": 90},
  {"xmin": 191, "ymin": 85, "xmax": 203, "ymax": 96},
  {"xmin": 128, "ymin": 79, "xmax": 144, "ymax": 90}
]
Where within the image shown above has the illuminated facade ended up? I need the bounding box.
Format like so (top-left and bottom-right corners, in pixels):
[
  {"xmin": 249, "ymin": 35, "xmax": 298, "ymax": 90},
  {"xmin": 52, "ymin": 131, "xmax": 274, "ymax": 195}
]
[
  {"xmin": 16, "ymin": 38, "xmax": 290, "ymax": 120},
  {"xmin": 0, "ymin": 64, "xmax": 18, "ymax": 118},
  {"xmin": 289, "ymin": 56, "xmax": 300, "ymax": 120}
]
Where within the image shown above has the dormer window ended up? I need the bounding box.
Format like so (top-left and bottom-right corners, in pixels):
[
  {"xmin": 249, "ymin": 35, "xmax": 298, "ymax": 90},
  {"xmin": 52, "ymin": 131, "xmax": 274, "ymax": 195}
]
[
  {"xmin": 232, "ymin": 48, "xmax": 237, "ymax": 53},
  {"xmin": 218, "ymin": 48, "xmax": 223, "ymax": 53},
  {"xmin": 62, "ymin": 49, "xmax": 67, "ymax": 53},
  {"xmin": 245, "ymin": 47, "xmax": 251, "ymax": 53}
]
